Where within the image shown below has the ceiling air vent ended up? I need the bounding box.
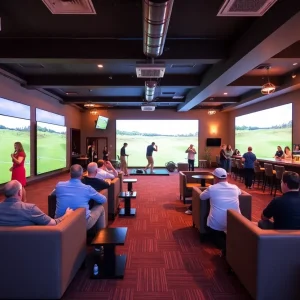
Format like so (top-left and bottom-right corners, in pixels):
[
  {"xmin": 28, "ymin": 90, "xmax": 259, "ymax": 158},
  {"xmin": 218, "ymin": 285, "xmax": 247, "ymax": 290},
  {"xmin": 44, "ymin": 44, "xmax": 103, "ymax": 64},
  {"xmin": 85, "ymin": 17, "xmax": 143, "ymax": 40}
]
[
  {"xmin": 217, "ymin": 0, "xmax": 277, "ymax": 17},
  {"xmin": 170, "ymin": 64, "xmax": 196, "ymax": 68},
  {"xmin": 42, "ymin": 0, "xmax": 96, "ymax": 14},
  {"xmin": 18, "ymin": 63, "xmax": 45, "ymax": 69},
  {"xmin": 136, "ymin": 64, "xmax": 165, "ymax": 78}
]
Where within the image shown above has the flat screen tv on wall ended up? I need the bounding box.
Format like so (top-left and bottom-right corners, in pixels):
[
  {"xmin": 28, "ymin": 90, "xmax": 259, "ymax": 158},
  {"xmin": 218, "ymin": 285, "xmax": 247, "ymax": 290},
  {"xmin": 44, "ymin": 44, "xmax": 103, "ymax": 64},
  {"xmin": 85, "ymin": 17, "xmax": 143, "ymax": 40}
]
[
  {"xmin": 95, "ymin": 116, "xmax": 109, "ymax": 130},
  {"xmin": 206, "ymin": 138, "xmax": 221, "ymax": 147}
]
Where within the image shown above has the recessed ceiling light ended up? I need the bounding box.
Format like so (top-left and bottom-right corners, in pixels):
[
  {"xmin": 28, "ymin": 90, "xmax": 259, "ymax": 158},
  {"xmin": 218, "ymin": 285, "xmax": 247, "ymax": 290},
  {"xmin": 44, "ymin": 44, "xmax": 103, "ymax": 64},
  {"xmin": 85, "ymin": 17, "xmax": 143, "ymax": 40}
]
[
  {"xmin": 223, "ymin": 92, "xmax": 228, "ymax": 95},
  {"xmin": 293, "ymin": 63, "xmax": 298, "ymax": 66},
  {"xmin": 97, "ymin": 64, "xmax": 103, "ymax": 68}
]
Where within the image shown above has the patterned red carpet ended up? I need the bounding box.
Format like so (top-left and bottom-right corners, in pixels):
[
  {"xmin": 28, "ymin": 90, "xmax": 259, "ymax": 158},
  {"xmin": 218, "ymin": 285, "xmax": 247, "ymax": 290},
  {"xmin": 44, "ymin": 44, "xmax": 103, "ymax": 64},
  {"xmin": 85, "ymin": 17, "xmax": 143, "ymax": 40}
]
[{"xmin": 0, "ymin": 170, "xmax": 274, "ymax": 299}]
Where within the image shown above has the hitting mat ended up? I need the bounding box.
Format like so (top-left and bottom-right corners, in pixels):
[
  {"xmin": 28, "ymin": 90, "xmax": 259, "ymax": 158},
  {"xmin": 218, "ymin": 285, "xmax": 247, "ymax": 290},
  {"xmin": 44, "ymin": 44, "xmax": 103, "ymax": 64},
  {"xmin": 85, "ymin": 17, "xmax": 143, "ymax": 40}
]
[{"xmin": 129, "ymin": 168, "xmax": 169, "ymax": 176}]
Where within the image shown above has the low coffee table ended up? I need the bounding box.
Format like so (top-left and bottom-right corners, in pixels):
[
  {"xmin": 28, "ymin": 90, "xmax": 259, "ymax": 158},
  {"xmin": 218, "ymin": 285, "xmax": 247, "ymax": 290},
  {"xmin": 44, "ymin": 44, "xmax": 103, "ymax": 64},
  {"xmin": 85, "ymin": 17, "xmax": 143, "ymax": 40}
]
[
  {"xmin": 90, "ymin": 227, "xmax": 128, "ymax": 279},
  {"xmin": 192, "ymin": 174, "xmax": 214, "ymax": 187}
]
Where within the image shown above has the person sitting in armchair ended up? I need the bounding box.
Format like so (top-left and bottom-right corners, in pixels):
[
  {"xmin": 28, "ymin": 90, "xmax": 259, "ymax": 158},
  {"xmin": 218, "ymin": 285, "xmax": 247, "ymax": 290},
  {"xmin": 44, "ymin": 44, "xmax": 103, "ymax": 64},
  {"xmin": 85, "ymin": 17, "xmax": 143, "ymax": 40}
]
[
  {"xmin": 81, "ymin": 162, "xmax": 111, "ymax": 191},
  {"xmin": 0, "ymin": 180, "xmax": 72, "ymax": 226}
]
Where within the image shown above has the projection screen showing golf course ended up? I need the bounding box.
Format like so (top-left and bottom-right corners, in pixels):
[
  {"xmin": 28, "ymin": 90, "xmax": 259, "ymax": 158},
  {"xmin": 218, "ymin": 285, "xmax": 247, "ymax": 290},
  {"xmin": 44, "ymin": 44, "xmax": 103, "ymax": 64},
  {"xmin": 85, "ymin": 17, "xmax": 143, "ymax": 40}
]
[
  {"xmin": 0, "ymin": 98, "xmax": 30, "ymax": 185},
  {"xmin": 116, "ymin": 120, "xmax": 198, "ymax": 167},
  {"xmin": 36, "ymin": 109, "xmax": 66, "ymax": 175},
  {"xmin": 235, "ymin": 103, "xmax": 292, "ymax": 158}
]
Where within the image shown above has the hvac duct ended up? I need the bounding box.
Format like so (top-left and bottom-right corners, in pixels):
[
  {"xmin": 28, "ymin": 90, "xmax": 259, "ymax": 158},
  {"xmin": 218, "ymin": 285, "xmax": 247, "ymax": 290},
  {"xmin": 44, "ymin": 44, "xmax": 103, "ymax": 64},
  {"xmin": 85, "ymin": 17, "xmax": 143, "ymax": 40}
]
[
  {"xmin": 143, "ymin": 0, "xmax": 174, "ymax": 58},
  {"xmin": 145, "ymin": 81, "xmax": 157, "ymax": 101}
]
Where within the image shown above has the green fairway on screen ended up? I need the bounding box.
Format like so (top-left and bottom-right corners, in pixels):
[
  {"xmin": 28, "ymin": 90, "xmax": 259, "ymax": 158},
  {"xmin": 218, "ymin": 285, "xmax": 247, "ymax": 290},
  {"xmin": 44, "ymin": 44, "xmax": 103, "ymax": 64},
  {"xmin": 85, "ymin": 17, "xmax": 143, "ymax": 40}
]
[
  {"xmin": 235, "ymin": 103, "xmax": 292, "ymax": 158},
  {"xmin": 36, "ymin": 121, "xmax": 67, "ymax": 174},
  {"xmin": 116, "ymin": 120, "xmax": 199, "ymax": 167}
]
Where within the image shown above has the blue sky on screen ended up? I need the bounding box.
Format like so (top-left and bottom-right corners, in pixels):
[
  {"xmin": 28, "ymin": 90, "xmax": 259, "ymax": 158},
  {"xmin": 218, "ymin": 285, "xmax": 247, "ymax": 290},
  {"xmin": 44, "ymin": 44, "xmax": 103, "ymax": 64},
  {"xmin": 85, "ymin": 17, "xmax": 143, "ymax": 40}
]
[
  {"xmin": 37, "ymin": 121, "xmax": 66, "ymax": 133},
  {"xmin": 116, "ymin": 120, "xmax": 198, "ymax": 135},
  {"xmin": 0, "ymin": 97, "xmax": 30, "ymax": 119},
  {"xmin": 0, "ymin": 115, "xmax": 30, "ymax": 128},
  {"xmin": 36, "ymin": 108, "xmax": 65, "ymax": 126},
  {"xmin": 235, "ymin": 103, "xmax": 292, "ymax": 128}
]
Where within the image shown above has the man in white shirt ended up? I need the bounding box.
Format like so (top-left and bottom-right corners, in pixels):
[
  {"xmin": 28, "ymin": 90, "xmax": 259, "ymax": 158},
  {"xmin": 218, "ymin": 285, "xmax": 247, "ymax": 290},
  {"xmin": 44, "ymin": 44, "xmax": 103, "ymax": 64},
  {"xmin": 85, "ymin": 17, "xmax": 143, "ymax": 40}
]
[
  {"xmin": 96, "ymin": 159, "xmax": 118, "ymax": 180},
  {"xmin": 185, "ymin": 144, "xmax": 197, "ymax": 171},
  {"xmin": 200, "ymin": 168, "xmax": 241, "ymax": 255}
]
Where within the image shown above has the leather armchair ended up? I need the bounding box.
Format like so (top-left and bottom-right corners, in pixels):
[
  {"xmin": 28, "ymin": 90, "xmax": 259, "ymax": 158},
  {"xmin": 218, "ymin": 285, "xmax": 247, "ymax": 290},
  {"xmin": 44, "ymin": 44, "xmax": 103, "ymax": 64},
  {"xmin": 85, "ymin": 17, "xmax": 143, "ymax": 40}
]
[
  {"xmin": 179, "ymin": 171, "xmax": 213, "ymax": 203},
  {"xmin": 226, "ymin": 210, "xmax": 300, "ymax": 300}
]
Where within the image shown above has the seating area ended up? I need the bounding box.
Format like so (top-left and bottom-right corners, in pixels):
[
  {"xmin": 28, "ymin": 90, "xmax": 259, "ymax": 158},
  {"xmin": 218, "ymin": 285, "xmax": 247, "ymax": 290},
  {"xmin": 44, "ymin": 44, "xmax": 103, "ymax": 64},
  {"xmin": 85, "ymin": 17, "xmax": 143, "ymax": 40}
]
[{"xmin": 0, "ymin": 169, "xmax": 283, "ymax": 299}]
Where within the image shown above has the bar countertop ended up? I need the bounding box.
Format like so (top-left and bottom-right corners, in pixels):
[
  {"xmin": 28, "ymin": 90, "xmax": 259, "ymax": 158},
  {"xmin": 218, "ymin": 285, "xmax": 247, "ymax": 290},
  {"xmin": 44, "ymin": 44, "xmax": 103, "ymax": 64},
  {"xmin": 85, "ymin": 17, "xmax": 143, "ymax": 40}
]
[{"xmin": 257, "ymin": 158, "xmax": 300, "ymax": 166}]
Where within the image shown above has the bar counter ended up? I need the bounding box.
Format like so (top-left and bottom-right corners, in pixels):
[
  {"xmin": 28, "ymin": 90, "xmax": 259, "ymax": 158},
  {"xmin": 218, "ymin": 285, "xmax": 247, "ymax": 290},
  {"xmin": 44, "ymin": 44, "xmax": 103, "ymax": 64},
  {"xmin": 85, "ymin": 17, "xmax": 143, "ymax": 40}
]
[{"xmin": 257, "ymin": 158, "xmax": 300, "ymax": 172}]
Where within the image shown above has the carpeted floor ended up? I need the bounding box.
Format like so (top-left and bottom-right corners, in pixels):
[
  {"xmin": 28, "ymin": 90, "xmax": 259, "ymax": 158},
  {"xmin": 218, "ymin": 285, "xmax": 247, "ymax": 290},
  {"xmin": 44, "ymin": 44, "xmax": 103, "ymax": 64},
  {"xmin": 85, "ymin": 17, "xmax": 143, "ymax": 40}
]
[{"xmin": 0, "ymin": 169, "xmax": 274, "ymax": 299}]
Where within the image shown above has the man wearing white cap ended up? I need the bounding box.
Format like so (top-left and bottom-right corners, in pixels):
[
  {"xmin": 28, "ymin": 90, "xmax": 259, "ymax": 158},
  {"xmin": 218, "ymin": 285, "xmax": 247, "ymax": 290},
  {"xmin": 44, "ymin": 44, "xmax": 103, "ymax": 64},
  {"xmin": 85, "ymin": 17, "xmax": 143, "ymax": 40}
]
[{"xmin": 186, "ymin": 168, "xmax": 241, "ymax": 256}]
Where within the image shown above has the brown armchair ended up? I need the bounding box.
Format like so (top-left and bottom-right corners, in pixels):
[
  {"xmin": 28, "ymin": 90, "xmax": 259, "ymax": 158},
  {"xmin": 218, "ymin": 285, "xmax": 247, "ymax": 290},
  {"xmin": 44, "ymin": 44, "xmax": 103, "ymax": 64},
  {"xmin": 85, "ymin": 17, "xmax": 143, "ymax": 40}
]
[
  {"xmin": 226, "ymin": 210, "xmax": 300, "ymax": 300},
  {"xmin": 179, "ymin": 171, "xmax": 213, "ymax": 203},
  {"xmin": 191, "ymin": 186, "xmax": 252, "ymax": 238}
]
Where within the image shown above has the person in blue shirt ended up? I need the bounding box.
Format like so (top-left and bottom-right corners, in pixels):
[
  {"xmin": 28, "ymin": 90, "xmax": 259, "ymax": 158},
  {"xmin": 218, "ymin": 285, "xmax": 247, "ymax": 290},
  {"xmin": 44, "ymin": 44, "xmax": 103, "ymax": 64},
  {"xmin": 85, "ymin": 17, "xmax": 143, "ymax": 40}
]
[
  {"xmin": 242, "ymin": 146, "xmax": 257, "ymax": 189},
  {"xmin": 144, "ymin": 142, "xmax": 158, "ymax": 173},
  {"xmin": 54, "ymin": 164, "xmax": 107, "ymax": 231}
]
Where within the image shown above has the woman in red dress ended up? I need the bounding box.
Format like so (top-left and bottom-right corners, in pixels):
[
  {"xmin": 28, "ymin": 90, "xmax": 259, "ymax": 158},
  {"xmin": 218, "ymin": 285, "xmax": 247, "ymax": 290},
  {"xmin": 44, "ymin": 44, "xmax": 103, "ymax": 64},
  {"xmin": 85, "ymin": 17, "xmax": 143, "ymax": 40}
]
[{"xmin": 10, "ymin": 141, "xmax": 27, "ymax": 202}]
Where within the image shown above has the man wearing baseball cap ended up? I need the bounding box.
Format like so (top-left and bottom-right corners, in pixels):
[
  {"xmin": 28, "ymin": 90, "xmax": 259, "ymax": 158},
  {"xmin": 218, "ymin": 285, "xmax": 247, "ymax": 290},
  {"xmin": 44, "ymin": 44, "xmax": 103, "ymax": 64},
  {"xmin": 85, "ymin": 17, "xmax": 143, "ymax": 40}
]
[{"xmin": 199, "ymin": 167, "xmax": 241, "ymax": 256}]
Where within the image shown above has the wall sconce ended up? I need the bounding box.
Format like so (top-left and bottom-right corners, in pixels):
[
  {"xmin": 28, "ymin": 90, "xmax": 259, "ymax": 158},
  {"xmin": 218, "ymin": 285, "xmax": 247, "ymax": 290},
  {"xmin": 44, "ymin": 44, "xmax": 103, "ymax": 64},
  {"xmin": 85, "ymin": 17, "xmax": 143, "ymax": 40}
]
[
  {"xmin": 210, "ymin": 125, "xmax": 218, "ymax": 135},
  {"xmin": 208, "ymin": 109, "xmax": 216, "ymax": 115}
]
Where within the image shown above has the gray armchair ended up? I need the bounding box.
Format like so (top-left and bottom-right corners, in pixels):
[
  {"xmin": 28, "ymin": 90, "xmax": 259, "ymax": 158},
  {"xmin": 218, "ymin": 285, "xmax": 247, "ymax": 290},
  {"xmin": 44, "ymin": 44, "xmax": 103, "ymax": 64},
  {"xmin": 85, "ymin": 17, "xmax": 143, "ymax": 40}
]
[{"xmin": 227, "ymin": 210, "xmax": 300, "ymax": 300}]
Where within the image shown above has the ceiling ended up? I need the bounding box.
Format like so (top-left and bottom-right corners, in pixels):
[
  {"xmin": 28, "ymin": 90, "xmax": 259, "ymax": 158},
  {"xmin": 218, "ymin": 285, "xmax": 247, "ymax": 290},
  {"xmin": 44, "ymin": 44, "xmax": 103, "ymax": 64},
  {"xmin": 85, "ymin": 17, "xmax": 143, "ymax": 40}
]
[{"xmin": 0, "ymin": 0, "xmax": 300, "ymax": 112}]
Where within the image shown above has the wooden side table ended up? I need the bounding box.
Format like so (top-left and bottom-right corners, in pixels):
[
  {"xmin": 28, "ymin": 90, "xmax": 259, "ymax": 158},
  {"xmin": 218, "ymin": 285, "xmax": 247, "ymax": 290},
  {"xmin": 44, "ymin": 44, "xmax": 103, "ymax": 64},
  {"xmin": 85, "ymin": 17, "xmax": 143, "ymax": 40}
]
[
  {"xmin": 90, "ymin": 227, "xmax": 128, "ymax": 279},
  {"xmin": 119, "ymin": 191, "xmax": 137, "ymax": 216},
  {"xmin": 123, "ymin": 178, "xmax": 137, "ymax": 192}
]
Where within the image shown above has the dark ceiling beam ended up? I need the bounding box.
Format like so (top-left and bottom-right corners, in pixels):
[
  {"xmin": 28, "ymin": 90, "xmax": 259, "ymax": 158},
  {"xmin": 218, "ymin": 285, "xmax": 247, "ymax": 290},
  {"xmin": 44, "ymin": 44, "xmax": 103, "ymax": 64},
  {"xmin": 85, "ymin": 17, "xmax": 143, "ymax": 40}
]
[
  {"xmin": 0, "ymin": 38, "xmax": 227, "ymax": 63},
  {"xmin": 273, "ymin": 41, "xmax": 300, "ymax": 59},
  {"xmin": 228, "ymin": 76, "xmax": 282, "ymax": 88},
  {"xmin": 24, "ymin": 74, "xmax": 200, "ymax": 88},
  {"xmin": 222, "ymin": 68, "xmax": 300, "ymax": 112},
  {"xmin": 62, "ymin": 97, "xmax": 183, "ymax": 104},
  {"xmin": 178, "ymin": 1, "xmax": 300, "ymax": 112}
]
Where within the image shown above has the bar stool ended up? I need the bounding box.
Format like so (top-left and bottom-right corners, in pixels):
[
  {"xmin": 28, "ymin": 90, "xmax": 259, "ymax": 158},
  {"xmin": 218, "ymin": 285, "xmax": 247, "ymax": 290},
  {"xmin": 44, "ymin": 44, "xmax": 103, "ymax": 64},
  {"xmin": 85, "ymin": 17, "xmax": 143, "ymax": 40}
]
[
  {"xmin": 273, "ymin": 165, "xmax": 285, "ymax": 197},
  {"xmin": 262, "ymin": 163, "xmax": 276, "ymax": 194},
  {"xmin": 253, "ymin": 162, "xmax": 264, "ymax": 189},
  {"xmin": 236, "ymin": 159, "xmax": 244, "ymax": 182},
  {"xmin": 231, "ymin": 159, "xmax": 237, "ymax": 180}
]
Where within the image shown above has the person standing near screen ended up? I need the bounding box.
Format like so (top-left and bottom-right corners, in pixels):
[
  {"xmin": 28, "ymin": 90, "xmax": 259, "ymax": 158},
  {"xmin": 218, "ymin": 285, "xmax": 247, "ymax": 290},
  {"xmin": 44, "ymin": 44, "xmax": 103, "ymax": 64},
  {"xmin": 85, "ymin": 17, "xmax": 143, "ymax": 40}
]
[
  {"xmin": 87, "ymin": 142, "xmax": 97, "ymax": 163},
  {"xmin": 242, "ymin": 146, "xmax": 257, "ymax": 189},
  {"xmin": 186, "ymin": 144, "xmax": 197, "ymax": 171},
  {"xmin": 103, "ymin": 146, "xmax": 109, "ymax": 161},
  {"xmin": 10, "ymin": 142, "xmax": 27, "ymax": 202},
  {"xmin": 145, "ymin": 142, "xmax": 158, "ymax": 173},
  {"xmin": 120, "ymin": 143, "xmax": 129, "ymax": 176}
]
